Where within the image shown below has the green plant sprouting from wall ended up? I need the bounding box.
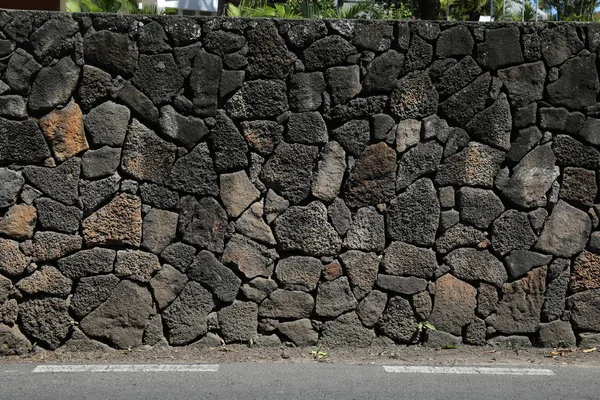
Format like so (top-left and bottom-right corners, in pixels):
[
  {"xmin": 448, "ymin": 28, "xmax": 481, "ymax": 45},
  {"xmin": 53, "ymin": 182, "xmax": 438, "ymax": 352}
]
[{"xmin": 66, "ymin": 0, "xmax": 171, "ymax": 14}]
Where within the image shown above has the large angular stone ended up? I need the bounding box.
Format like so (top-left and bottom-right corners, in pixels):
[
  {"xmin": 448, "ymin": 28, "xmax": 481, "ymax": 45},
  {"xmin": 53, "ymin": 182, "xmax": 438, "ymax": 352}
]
[
  {"xmin": 303, "ymin": 35, "xmax": 357, "ymax": 71},
  {"xmin": 332, "ymin": 119, "xmax": 370, "ymax": 157},
  {"xmin": 325, "ymin": 96, "xmax": 387, "ymax": 124},
  {"xmin": 16, "ymin": 265, "xmax": 72, "ymax": 297},
  {"xmin": 429, "ymin": 274, "xmax": 476, "ymax": 336},
  {"xmin": 210, "ymin": 110, "xmax": 248, "ymax": 173},
  {"xmin": 0, "ymin": 168, "xmax": 24, "ymax": 209},
  {"xmin": 275, "ymin": 256, "xmax": 321, "ymax": 292},
  {"xmin": 378, "ymin": 296, "xmax": 418, "ymax": 344},
  {"xmin": 77, "ymin": 65, "xmax": 112, "ymax": 111},
  {"xmin": 168, "ymin": 143, "xmax": 218, "ymax": 196},
  {"xmin": 356, "ymin": 290, "xmax": 387, "ymax": 327},
  {"xmin": 29, "ymin": 231, "xmax": 82, "ymax": 262},
  {"xmin": 435, "ymin": 142, "xmax": 505, "ymax": 188},
  {"xmin": 559, "ymin": 167, "xmax": 597, "ymax": 206},
  {"xmin": 222, "ymin": 233, "xmax": 275, "ymax": 279},
  {"xmin": 4, "ymin": 49, "xmax": 41, "ymax": 95},
  {"xmin": 29, "ymin": 57, "xmax": 80, "ymax": 112},
  {"xmin": 315, "ymin": 277, "xmax": 357, "ymax": 317},
  {"xmin": 220, "ymin": 171, "xmax": 260, "ymax": 220},
  {"xmin": 328, "ymin": 198, "xmax": 351, "ymax": 236},
  {"xmin": 547, "ymin": 54, "xmax": 599, "ymax": 110},
  {"xmin": 381, "ymin": 241, "xmax": 436, "ymax": 279},
  {"xmin": 552, "ymin": 135, "xmax": 600, "ymax": 170},
  {"xmin": 457, "ymin": 187, "xmax": 504, "ymax": 229},
  {"xmin": 114, "ymin": 250, "xmax": 161, "ymax": 283},
  {"xmin": 142, "ymin": 208, "xmax": 178, "ymax": 254},
  {"xmin": 0, "ymin": 95, "xmax": 26, "ymax": 118},
  {"xmin": 259, "ymin": 289, "xmax": 314, "ymax": 319},
  {"xmin": 390, "ymin": 71, "xmax": 438, "ymax": 120},
  {"xmin": 261, "ymin": 142, "xmax": 318, "ymax": 205},
  {"xmin": 241, "ymin": 277, "xmax": 277, "ymax": 303},
  {"xmin": 505, "ymin": 250, "xmax": 552, "ymax": 280},
  {"xmin": 187, "ymin": 250, "xmax": 241, "ymax": 304},
  {"xmin": 20, "ymin": 298, "xmax": 70, "ymax": 350},
  {"xmin": 502, "ymin": 144, "xmax": 556, "ymax": 208},
  {"xmin": 82, "ymin": 193, "xmax": 142, "ymax": 247},
  {"xmin": 81, "ymin": 147, "xmax": 121, "ymax": 179},
  {"xmin": 246, "ymin": 21, "xmax": 294, "ymax": 79},
  {"xmin": 344, "ymin": 207, "xmax": 385, "ymax": 252},
  {"xmin": 363, "ymin": 50, "xmax": 404, "ymax": 94},
  {"xmin": 339, "ymin": 250, "xmax": 379, "ymax": 300},
  {"xmin": 178, "ymin": 196, "xmax": 227, "ymax": 253},
  {"xmin": 138, "ymin": 20, "xmax": 170, "ymax": 53},
  {"xmin": 540, "ymin": 25, "xmax": 583, "ymax": 67},
  {"xmin": 40, "ymin": 101, "xmax": 88, "ymax": 162},
  {"xmin": 320, "ymin": 312, "xmax": 375, "ymax": 347},
  {"xmin": 226, "ymin": 79, "xmax": 288, "ymax": 119},
  {"xmin": 507, "ymin": 126, "xmax": 543, "ymax": 163},
  {"xmin": 22, "ymin": 157, "xmax": 80, "ymax": 205},
  {"xmin": 188, "ymin": 50, "xmax": 222, "ymax": 117},
  {"xmin": 439, "ymin": 73, "xmax": 491, "ymax": 126},
  {"xmin": 218, "ymin": 301, "xmax": 258, "ymax": 344},
  {"xmin": 568, "ymin": 289, "xmax": 600, "ymax": 331},
  {"xmin": 204, "ymin": 30, "xmax": 245, "ymax": 56},
  {"xmin": 436, "ymin": 25, "xmax": 474, "ymax": 57},
  {"xmin": 466, "ymin": 93, "xmax": 511, "ymax": 151},
  {"xmin": 538, "ymin": 320, "xmax": 576, "ymax": 347},
  {"xmin": 0, "ymin": 204, "xmax": 36, "ymax": 240},
  {"xmin": 275, "ymin": 202, "xmax": 341, "ymax": 256},
  {"xmin": 289, "ymin": 72, "xmax": 325, "ymax": 112},
  {"xmin": 477, "ymin": 26, "xmax": 523, "ymax": 69},
  {"xmin": 160, "ymin": 105, "xmax": 208, "ymax": 148},
  {"xmin": 487, "ymin": 267, "xmax": 546, "ymax": 334},
  {"xmin": 445, "ymin": 248, "xmax": 507, "ymax": 287},
  {"xmin": 35, "ymin": 197, "xmax": 81, "ymax": 233},
  {"xmin": 121, "ymin": 119, "xmax": 177, "ymax": 184},
  {"xmin": 497, "ymin": 62, "xmax": 546, "ymax": 107},
  {"xmin": 162, "ymin": 281, "xmax": 214, "ymax": 345},
  {"xmin": 535, "ymin": 200, "xmax": 591, "ymax": 258},
  {"xmin": 0, "ymin": 325, "xmax": 30, "ymax": 356},
  {"xmin": 403, "ymin": 34, "xmax": 432, "ymax": 73},
  {"xmin": 571, "ymin": 251, "xmax": 600, "ymax": 293},
  {"xmin": 345, "ymin": 142, "xmax": 396, "ymax": 208},
  {"xmin": 70, "ymin": 274, "xmax": 121, "ymax": 319},
  {"xmin": 84, "ymin": 101, "xmax": 130, "ymax": 147},
  {"xmin": 396, "ymin": 141, "xmax": 443, "ymax": 190},
  {"xmin": 84, "ymin": 30, "xmax": 138, "ymax": 76},
  {"xmin": 161, "ymin": 242, "xmax": 196, "ymax": 273},
  {"xmin": 117, "ymin": 83, "xmax": 159, "ymax": 125},
  {"xmin": 286, "ymin": 112, "xmax": 327, "ymax": 145},
  {"xmin": 163, "ymin": 17, "xmax": 202, "ymax": 46},
  {"xmin": 326, "ymin": 65, "xmax": 361, "ymax": 106},
  {"xmin": 491, "ymin": 210, "xmax": 537, "ymax": 256},
  {"xmin": 434, "ymin": 56, "xmax": 482, "ymax": 99},
  {"xmin": 387, "ymin": 178, "xmax": 440, "ymax": 247},
  {"xmin": 278, "ymin": 319, "xmax": 318, "ymax": 346},
  {"xmin": 240, "ymin": 120, "xmax": 283, "ymax": 156},
  {"xmin": 311, "ymin": 141, "xmax": 346, "ymax": 202},
  {"xmin": 56, "ymin": 247, "xmax": 115, "ymax": 279},
  {"xmin": 435, "ymin": 223, "xmax": 487, "ymax": 255}
]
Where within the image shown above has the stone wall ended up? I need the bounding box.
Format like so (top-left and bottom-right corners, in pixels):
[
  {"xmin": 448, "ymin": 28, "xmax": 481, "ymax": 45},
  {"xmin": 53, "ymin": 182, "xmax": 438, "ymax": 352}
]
[{"xmin": 1, "ymin": 10, "xmax": 600, "ymax": 354}]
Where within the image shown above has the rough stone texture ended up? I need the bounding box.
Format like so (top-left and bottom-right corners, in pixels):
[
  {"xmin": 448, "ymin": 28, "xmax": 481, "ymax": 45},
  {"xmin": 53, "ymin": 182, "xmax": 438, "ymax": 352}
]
[
  {"xmin": 70, "ymin": 274, "xmax": 120, "ymax": 319},
  {"xmin": 0, "ymin": 325, "xmax": 30, "ymax": 356},
  {"xmin": 339, "ymin": 250, "xmax": 379, "ymax": 301},
  {"xmin": 226, "ymin": 79, "xmax": 288, "ymax": 120},
  {"xmin": 429, "ymin": 274, "xmax": 476, "ymax": 336},
  {"xmin": 35, "ymin": 197, "xmax": 82, "ymax": 233},
  {"xmin": 218, "ymin": 301, "xmax": 258, "ymax": 344},
  {"xmin": 278, "ymin": 319, "xmax": 318, "ymax": 346},
  {"xmin": 445, "ymin": 248, "xmax": 507, "ymax": 287},
  {"xmin": 535, "ymin": 200, "xmax": 591, "ymax": 258},
  {"xmin": 487, "ymin": 267, "xmax": 547, "ymax": 334},
  {"xmin": 477, "ymin": 26, "xmax": 523, "ymax": 69},
  {"xmin": 84, "ymin": 101, "xmax": 130, "ymax": 147},
  {"xmin": 466, "ymin": 94, "xmax": 512, "ymax": 151},
  {"xmin": 344, "ymin": 207, "xmax": 385, "ymax": 252},
  {"xmin": 547, "ymin": 54, "xmax": 599, "ymax": 110},
  {"xmin": 40, "ymin": 101, "xmax": 88, "ymax": 162},
  {"xmin": 381, "ymin": 241, "xmax": 437, "ymax": 279},
  {"xmin": 142, "ymin": 208, "xmax": 178, "ymax": 254},
  {"xmin": 84, "ymin": 30, "xmax": 138, "ymax": 76},
  {"xmin": 435, "ymin": 223, "xmax": 487, "ymax": 255},
  {"xmin": 315, "ymin": 277, "xmax": 357, "ymax": 317},
  {"xmin": 571, "ymin": 251, "xmax": 600, "ymax": 293},
  {"xmin": 222, "ymin": 234, "xmax": 274, "ymax": 279},
  {"xmin": 387, "ymin": 178, "xmax": 440, "ymax": 247},
  {"xmin": 319, "ymin": 311, "xmax": 375, "ymax": 348},
  {"xmin": 22, "ymin": 157, "xmax": 80, "ymax": 205},
  {"xmin": 378, "ymin": 296, "xmax": 418, "ymax": 344},
  {"xmin": 188, "ymin": 251, "xmax": 241, "ymax": 304},
  {"xmin": 29, "ymin": 57, "xmax": 80, "ymax": 112},
  {"xmin": 28, "ymin": 231, "xmax": 82, "ymax": 262},
  {"xmin": 568, "ymin": 289, "xmax": 600, "ymax": 331},
  {"xmin": 328, "ymin": 198, "xmax": 352, "ymax": 236},
  {"xmin": 396, "ymin": 141, "xmax": 443, "ymax": 190},
  {"xmin": 20, "ymin": 298, "xmax": 70, "ymax": 350},
  {"xmin": 16, "ymin": 266, "xmax": 72, "ymax": 297},
  {"xmin": 259, "ymin": 289, "xmax": 314, "ymax": 319},
  {"xmin": 559, "ymin": 167, "xmax": 597, "ymax": 206},
  {"xmin": 312, "ymin": 141, "xmax": 346, "ymax": 202},
  {"xmin": 458, "ymin": 187, "xmax": 504, "ymax": 229},
  {"xmin": 492, "ymin": 210, "xmax": 537, "ymax": 256},
  {"xmin": 538, "ymin": 320, "xmax": 576, "ymax": 347},
  {"xmin": 275, "ymin": 256, "xmax": 322, "ymax": 292},
  {"xmin": 57, "ymin": 247, "xmax": 115, "ymax": 280},
  {"xmin": 0, "ymin": 204, "xmax": 36, "ymax": 239},
  {"xmin": 377, "ymin": 275, "xmax": 428, "ymax": 295},
  {"xmin": 356, "ymin": 290, "xmax": 387, "ymax": 328},
  {"xmin": 436, "ymin": 143, "xmax": 505, "ymax": 188},
  {"xmin": 390, "ymin": 71, "xmax": 438, "ymax": 120},
  {"xmin": 82, "ymin": 193, "xmax": 142, "ymax": 247},
  {"xmin": 220, "ymin": 171, "xmax": 260, "ymax": 218},
  {"xmin": 114, "ymin": 250, "xmax": 161, "ymax": 283},
  {"xmin": 0, "ymin": 168, "xmax": 24, "ymax": 209},
  {"xmin": 505, "ymin": 250, "xmax": 552, "ymax": 280},
  {"xmin": 178, "ymin": 196, "xmax": 227, "ymax": 253}
]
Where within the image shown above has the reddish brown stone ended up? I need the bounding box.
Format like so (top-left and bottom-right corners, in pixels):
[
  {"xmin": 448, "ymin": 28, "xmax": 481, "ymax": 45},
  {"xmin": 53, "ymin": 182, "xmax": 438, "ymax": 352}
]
[
  {"xmin": 82, "ymin": 193, "xmax": 142, "ymax": 247},
  {"xmin": 0, "ymin": 238, "xmax": 30, "ymax": 277},
  {"xmin": 39, "ymin": 100, "xmax": 89, "ymax": 162},
  {"xmin": 429, "ymin": 274, "xmax": 476, "ymax": 336},
  {"xmin": 344, "ymin": 142, "xmax": 397, "ymax": 207},
  {"xmin": 16, "ymin": 265, "xmax": 72, "ymax": 296},
  {"xmin": 323, "ymin": 261, "xmax": 343, "ymax": 281},
  {"xmin": 0, "ymin": 204, "xmax": 36, "ymax": 240},
  {"xmin": 559, "ymin": 167, "xmax": 597, "ymax": 206},
  {"xmin": 572, "ymin": 250, "xmax": 600, "ymax": 292}
]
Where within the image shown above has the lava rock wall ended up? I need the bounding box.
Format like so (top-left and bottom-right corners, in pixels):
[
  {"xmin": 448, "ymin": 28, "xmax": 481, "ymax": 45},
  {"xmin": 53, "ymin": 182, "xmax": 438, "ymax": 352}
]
[{"xmin": 1, "ymin": 11, "xmax": 600, "ymax": 354}]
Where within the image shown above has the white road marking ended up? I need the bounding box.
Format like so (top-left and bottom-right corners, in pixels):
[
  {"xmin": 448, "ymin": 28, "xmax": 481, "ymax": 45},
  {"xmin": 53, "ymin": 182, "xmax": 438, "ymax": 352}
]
[
  {"xmin": 383, "ymin": 366, "xmax": 555, "ymax": 376},
  {"xmin": 32, "ymin": 364, "xmax": 219, "ymax": 373}
]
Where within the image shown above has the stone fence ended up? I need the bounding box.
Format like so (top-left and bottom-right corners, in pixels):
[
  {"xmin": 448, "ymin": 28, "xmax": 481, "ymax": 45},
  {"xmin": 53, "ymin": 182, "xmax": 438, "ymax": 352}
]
[{"xmin": 0, "ymin": 10, "xmax": 599, "ymax": 354}]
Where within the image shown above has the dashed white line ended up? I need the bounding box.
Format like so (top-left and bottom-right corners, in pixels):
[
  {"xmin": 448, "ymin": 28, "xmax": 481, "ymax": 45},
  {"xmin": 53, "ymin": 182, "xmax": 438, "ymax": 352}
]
[
  {"xmin": 32, "ymin": 364, "xmax": 219, "ymax": 373},
  {"xmin": 383, "ymin": 366, "xmax": 555, "ymax": 376}
]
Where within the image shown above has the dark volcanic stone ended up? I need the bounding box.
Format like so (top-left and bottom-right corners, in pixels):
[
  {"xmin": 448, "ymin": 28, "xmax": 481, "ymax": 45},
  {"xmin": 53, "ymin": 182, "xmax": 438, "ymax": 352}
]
[
  {"xmin": 163, "ymin": 17, "xmax": 201, "ymax": 46},
  {"xmin": 190, "ymin": 51, "xmax": 222, "ymax": 117},
  {"xmin": 396, "ymin": 141, "xmax": 443, "ymax": 190},
  {"xmin": 457, "ymin": 187, "xmax": 504, "ymax": 229},
  {"xmin": 429, "ymin": 274, "xmax": 476, "ymax": 336},
  {"xmin": 240, "ymin": 120, "xmax": 284, "ymax": 155},
  {"xmin": 226, "ymin": 79, "xmax": 288, "ymax": 120},
  {"xmin": 435, "ymin": 142, "xmax": 505, "ymax": 188},
  {"xmin": 552, "ymin": 135, "xmax": 600, "ymax": 170},
  {"xmin": 567, "ymin": 288, "xmax": 600, "ymax": 331},
  {"xmin": 466, "ymin": 93, "xmax": 512, "ymax": 151},
  {"xmin": 161, "ymin": 242, "xmax": 196, "ymax": 273},
  {"xmin": 289, "ymin": 72, "xmax": 325, "ymax": 112},
  {"xmin": 188, "ymin": 251, "xmax": 241, "ymax": 304},
  {"xmin": 390, "ymin": 71, "xmax": 438, "ymax": 120},
  {"xmin": 178, "ymin": 196, "xmax": 227, "ymax": 253},
  {"xmin": 344, "ymin": 207, "xmax": 385, "ymax": 252},
  {"xmin": 209, "ymin": 110, "xmax": 248, "ymax": 172},
  {"xmin": 116, "ymin": 83, "xmax": 159, "ymax": 125},
  {"xmin": 435, "ymin": 56, "xmax": 482, "ymax": 99},
  {"xmin": 345, "ymin": 142, "xmax": 396, "ymax": 208},
  {"xmin": 436, "ymin": 25, "xmax": 474, "ymax": 58},
  {"xmin": 326, "ymin": 65, "xmax": 361, "ymax": 106},
  {"xmin": 535, "ymin": 200, "xmax": 591, "ymax": 258},
  {"xmin": 84, "ymin": 30, "xmax": 139, "ymax": 76},
  {"xmin": 20, "ymin": 298, "xmax": 70, "ymax": 350},
  {"xmin": 274, "ymin": 201, "xmax": 341, "ymax": 256},
  {"xmin": 35, "ymin": 197, "xmax": 82, "ymax": 233},
  {"xmin": 132, "ymin": 53, "xmax": 184, "ymax": 105},
  {"xmin": 507, "ymin": 126, "xmax": 542, "ymax": 163},
  {"xmin": 320, "ymin": 312, "xmax": 375, "ymax": 347},
  {"xmin": 204, "ymin": 30, "xmax": 245, "ymax": 56},
  {"xmin": 0, "ymin": 118, "xmax": 50, "ymax": 164},
  {"xmin": 435, "ymin": 223, "xmax": 487, "ymax": 255},
  {"xmin": 439, "ymin": 73, "xmax": 490, "ymax": 126},
  {"xmin": 378, "ymin": 296, "xmax": 418, "ymax": 344},
  {"xmin": 377, "ymin": 275, "xmax": 428, "ymax": 295},
  {"xmin": 332, "ymin": 119, "xmax": 370, "ymax": 156},
  {"xmin": 497, "ymin": 62, "xmax": 545, "ymax": 107},
  {"xmin": 218, "ymin": 301, "xmax": 258, "ymax": 344},
  {"xmin": 81, "ymin": 147, "xmax": 121, "ymax": 179},
  {"xmin": 387, "ymin": 178, "xmax": 440, "ymax": 247},
  {"xmin": 445, "ymin": 248, "xmax": 507, "ymax": 287},
  {"xmin": 540, "ymin": 25, "xmax": 583, "ymax": 67},
  {"xmin": 505, "ymin": 250, "xmax": 552, "ymax": 280},
  {"xmin": 168, "ymin": 143, "xmax": 218, "ymax": 196},
  {"xmin": 303, "ymin": 35, "xmax": 357, "ymax": 71},
  {"xmin": 29, "ymin": 57, "xmax": 80, "ymax": 112},
  {"xmin": 57, "ymin": 247, "xmax": 115, "ymax": 279},
  {"xmin": 139, "ymin": 183, "xmax": 179, "ymax": 209},
  {"xmin": 286, "ymin": 112, "xmax": 328, "ymax": 145},
  {"xmin": 137, "ymin": 21, "xmax": 170, "ymax": 54},
  {"xmin": 259, "ymin": 289, "xmax": 315, "ymax": 319},
  {"xmin": 559, "ymin": 167, "xmax": 597, "ymax": 206},
  {"xmin": 492, "ymin": 210, "xmax": 537, "ymax": 256},
  {"xmin": 339, "ymin": 250, "xmax": 380, "ymax": 300},
  {"xmin": 476, "ymin": 26, "xmax": 523, "ymax": 69},
  {"xmin": 23, "ymin": 157, "xmax": 80, "ymax": 205},
  {"xmin": 381, "ymin": 241, "xmax": 437, "ymax": 279},
  {"xmin": 4, "ymin": 49, "xmax": 41, "ymax": 95},
  {"xmin": 246, "ymin": 21, "xmax": 295, "ymax": 79},
  {"xmin": 159, "ymin": 105, "xmax": 208, "ymax": 149},
  {"xmin": 77, "ymin": 65, "xmax": 112, "ymax": 111},
  {"xmin": 70, "ymin": 274, "xmax": 120, "ymax": 318},
  {"xmin": 261, "ymin": 142, "xmax": 318, "ymax": 204},
  {"xmin": 403, "ymin": 35, "xmax": 432, "ymax": 73},
  {"xmin": 363, "ymin": 50, "xmax": 404, "ymax": 94},
  {"xmin": 547, "ymin": 54, "xmax": 600, "ymax": 110},
  {"xmin": 315, "ymin": 277, "xmax": 358, "ymax": 317},
  {"xmin": 79, "ymin": 173, "xmax": 120, "ymax": 213},
  {"xmin": 275, "ymin": 256, "xmax": 322, "ymax": 292}
]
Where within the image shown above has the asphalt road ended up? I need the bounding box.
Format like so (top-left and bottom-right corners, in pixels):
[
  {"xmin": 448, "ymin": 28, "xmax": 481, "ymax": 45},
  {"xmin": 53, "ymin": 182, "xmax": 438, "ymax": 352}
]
[{"xmin": 1, "ymin": 363, "xmax": 598, "ymax": 400}]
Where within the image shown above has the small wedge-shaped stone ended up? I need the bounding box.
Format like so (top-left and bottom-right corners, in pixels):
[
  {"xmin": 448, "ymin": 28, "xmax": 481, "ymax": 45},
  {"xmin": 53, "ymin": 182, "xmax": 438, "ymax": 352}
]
[
  {"xmin": 312, "ymin": 141, "xmax": 346, "ymax": 202},
  {"xmin": 187, "ymin": 250, "xmax": 241, "ymax": 304},
  {"xmin": 236, "ymin": 201, "xmax": 276, "ymax": 246}
]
